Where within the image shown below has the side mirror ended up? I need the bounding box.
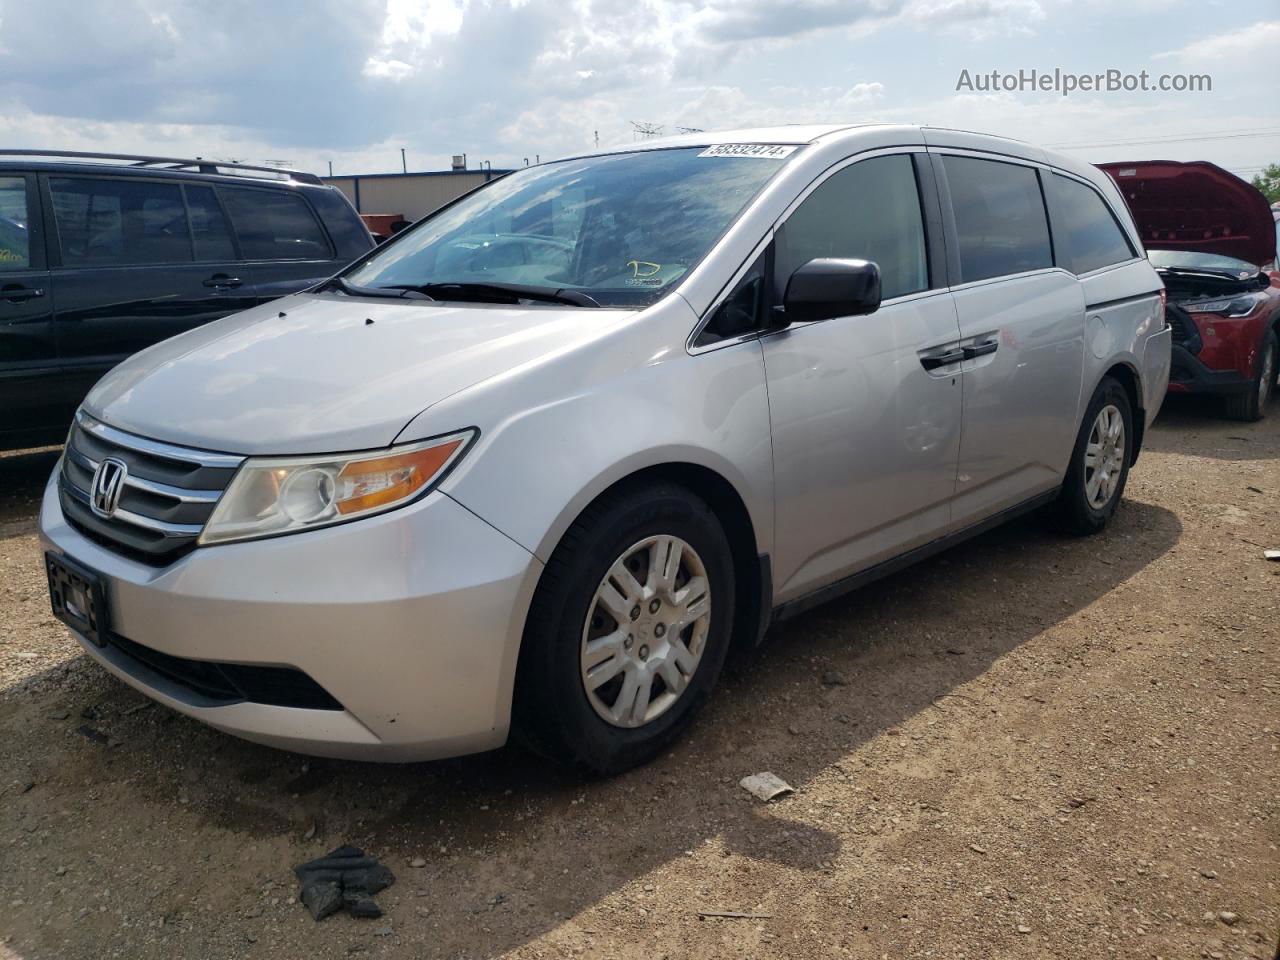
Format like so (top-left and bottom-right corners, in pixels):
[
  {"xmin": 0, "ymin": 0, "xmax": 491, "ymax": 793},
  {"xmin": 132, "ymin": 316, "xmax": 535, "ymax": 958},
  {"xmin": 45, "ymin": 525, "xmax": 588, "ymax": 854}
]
[{"xmin": 781, "ymin": 258, "xmax": 881, "ymax": 325}]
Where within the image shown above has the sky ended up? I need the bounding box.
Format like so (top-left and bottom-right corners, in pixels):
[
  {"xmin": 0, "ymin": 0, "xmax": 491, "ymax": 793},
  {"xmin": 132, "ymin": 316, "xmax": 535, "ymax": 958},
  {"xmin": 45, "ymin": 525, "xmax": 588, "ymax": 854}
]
[{"xmin": 0, "ymin": 0, "xmax": 1276, "ymax": 180}]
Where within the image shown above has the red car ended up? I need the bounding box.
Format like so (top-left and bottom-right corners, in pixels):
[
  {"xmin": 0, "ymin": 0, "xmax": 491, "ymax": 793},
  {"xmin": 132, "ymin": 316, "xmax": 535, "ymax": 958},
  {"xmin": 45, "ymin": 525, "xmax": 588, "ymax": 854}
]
[{"xmin": 1100, "ymin": 161, "xmax": 1279, "ymax": 421}]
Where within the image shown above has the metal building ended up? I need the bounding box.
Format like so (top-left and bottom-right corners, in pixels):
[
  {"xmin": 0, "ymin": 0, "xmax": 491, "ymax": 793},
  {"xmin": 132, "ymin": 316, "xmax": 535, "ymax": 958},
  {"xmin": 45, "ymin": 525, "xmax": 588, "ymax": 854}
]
[{"xmin": 322, "ymin": 168, "xmax": 513, "ymax": 223}]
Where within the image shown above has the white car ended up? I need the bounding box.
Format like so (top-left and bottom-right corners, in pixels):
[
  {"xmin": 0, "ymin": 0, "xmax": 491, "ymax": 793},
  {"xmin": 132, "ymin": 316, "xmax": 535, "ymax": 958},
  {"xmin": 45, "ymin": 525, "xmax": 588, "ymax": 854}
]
[{"xmin": 41, "ymin": 125, "xmax": 1171, "ymax": 775}]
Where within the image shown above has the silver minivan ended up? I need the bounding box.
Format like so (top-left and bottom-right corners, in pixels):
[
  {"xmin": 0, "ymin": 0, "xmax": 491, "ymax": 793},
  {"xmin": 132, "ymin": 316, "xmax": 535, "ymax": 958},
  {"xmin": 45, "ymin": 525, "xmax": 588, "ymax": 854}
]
[{"xmin": 40, "ymin": 125, "xmax": 1172, "ymax": 775}]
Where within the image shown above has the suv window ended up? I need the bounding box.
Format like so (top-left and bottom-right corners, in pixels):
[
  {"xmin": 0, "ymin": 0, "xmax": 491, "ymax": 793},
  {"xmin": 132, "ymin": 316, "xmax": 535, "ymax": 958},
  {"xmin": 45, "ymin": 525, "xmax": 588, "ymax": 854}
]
[
  {"xmin": 942, "ymin": 155, "xmax": 1053, "ymax": 283},
  {"xmin": 220, "ymin": 187, "xmax": 331, "ymax": 261},
  {"xmin": 307, "ymin": 188, "xmax": 373, "ymax": 257},
  {"xmin": 184, "ymin": 185, "xmax": 237, "ymax": 262},
  {"xmin": 1046, "ymin": 173, "xmax": 1135, "ymax": 274},
  {"xmin": 778, "ymin": 154, "xmax": 929, "ymax": 301},
  {"xmin": 51, "ymin": 177, "xmax": 191, "ymax": 267},
  {"xmin": 0, "ymin": 177, "xmax": 30, "ymax": 271}
]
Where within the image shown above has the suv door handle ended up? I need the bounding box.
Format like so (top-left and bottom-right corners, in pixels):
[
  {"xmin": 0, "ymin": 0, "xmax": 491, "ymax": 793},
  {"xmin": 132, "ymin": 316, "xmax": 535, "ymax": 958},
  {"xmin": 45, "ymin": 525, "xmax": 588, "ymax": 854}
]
[
  {"xmin": 920, "ymin": 348, "xmax": 966, "ymax": 371},
  {"xmin": 1, "ymin": 285, "xmax": 45, "ymax": 302},
  {"xmin": 203, "ymin": 274, "xmax": 242, "ymax": 289},
  {"xmin": 963, "ymin": 339, "xmax": 999, "ymax": 360}
]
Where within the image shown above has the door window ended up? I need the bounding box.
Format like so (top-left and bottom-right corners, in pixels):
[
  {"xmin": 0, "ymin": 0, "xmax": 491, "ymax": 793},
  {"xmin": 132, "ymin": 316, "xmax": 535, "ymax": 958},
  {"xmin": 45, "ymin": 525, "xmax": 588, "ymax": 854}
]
[
  {"xmin": 184, "ymin": 185, "xmax": 237, "ymax": 262},
  {"xmin": 220, "ymin": 187, "xmax": 331, "ymax": 261},
  {"xmin": 778, "ymin": 154, "xmax": 929, "ymax": 301},
  {"xmin": 0, "ymin": 177, "xmax": 30, "ymax": 271},
  {"xmin": 1045, "ymin": 173, "xmax": 1136, "ymax": 275},
  {"xmin": 942, "ymin": 155, "xmax": 1053, "ymax": 283},
  {"xmin": 50, "ymin": 178, "xmax": 192, "ymax": 267}
]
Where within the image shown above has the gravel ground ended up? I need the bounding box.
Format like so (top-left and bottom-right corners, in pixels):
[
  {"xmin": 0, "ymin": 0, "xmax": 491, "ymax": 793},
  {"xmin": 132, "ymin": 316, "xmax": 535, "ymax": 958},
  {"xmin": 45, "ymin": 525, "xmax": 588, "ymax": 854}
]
[{"xmin": 1, "ymin": 395, "xmax": 1277, "ymax": 960}]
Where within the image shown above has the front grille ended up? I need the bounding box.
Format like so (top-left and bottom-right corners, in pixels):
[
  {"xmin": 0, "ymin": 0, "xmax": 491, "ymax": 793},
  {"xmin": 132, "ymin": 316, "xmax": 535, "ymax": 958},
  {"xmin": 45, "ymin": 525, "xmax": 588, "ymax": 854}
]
[
  {"xmin": 109, "ymin": 633, "xmax": 342, "ymax": 710},
  {"xmin": 1165, "ymin": 303, "xmax": 1202, "ymax": 354},
  {"xmin": 59, "ymin": 412, "xmax": 243, "ymax": 565}
]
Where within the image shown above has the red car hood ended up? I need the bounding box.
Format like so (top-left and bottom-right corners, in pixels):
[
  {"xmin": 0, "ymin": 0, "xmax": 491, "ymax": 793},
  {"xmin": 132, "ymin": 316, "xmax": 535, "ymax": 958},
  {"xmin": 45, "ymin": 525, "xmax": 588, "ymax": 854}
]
[{"xmin": 1098, "ymin": 160, "xmax": 1274, "ymax": 266}]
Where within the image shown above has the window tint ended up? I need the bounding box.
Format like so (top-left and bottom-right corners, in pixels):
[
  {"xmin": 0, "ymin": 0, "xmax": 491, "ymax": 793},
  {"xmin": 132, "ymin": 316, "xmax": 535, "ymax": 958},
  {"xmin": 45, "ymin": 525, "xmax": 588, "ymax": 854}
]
[
  {"xmin": 778, "ymin": 154, "xmax": 928, "ymax": 301},
  {"xmin": 1045, "ymin": 174, "xmax": 1134, "ymax": 275},
  {"xmin": 51, "ymin": 178, "xmax": 191, "ymax": 266},
  {"xmin": 307, "ymin": 188, "xmax": 374, "ymax": 257},
  {"xmin": 942, "ymin": 156, "xmax": 1053, "ymax": 283},
  {"xmin": 0, "ymin": 177, "xmax": 30, "ymax": 271},
  {"xmin": 184, "ymin": 185, "xmax": 237, "ymax": 261},
  {"xmin": 703, "ymin": 252, "xmax": 767, "ymax": 343},
  {"xmin": 220, "ymin": 187, "xmax": 331, "ymax": 261}
]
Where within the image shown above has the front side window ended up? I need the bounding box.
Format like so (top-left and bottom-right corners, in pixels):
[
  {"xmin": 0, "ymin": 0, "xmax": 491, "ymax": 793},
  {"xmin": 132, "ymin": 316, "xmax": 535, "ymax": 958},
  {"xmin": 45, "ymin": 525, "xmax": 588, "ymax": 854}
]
[
  {"xmin": 51, "ymin": 177, "xmax": 191, "ymax": 267},
  {"xmin": 220, "ymin": 187, "xmax": 331, "ymax": 261},
  {"xmin": 943, "ymin": 155, "xmax": 1052, "ymax": 283},
  {"xmin": 777, "ymin": 154, "xmax": 929, "ymax": 301},
  {"xmin": 346, "ymin": 146, "xmax": 795, "ymax": 307},
  {"xmin": 0, "ymin": 177, "xmax": 30, "ymax": 271},
  {"xmin": 1046, "ymin": 174, "xmax": 1135, "ymax": 274}
]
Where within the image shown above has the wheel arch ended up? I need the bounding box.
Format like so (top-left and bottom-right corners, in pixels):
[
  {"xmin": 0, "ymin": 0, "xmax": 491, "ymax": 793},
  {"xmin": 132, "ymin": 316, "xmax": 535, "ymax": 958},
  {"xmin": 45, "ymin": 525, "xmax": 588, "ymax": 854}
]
[{"xmin": 1101, "ymin": 361, "xmax": 1145, "ymax": 462}]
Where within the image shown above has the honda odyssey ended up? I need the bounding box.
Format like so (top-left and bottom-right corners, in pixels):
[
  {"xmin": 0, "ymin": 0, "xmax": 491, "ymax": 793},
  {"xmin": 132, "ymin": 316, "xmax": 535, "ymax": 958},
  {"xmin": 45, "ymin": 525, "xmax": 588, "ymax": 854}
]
[{"xmin": 41, "ymin": 125, "xmax": 1172, "ymax": 775}]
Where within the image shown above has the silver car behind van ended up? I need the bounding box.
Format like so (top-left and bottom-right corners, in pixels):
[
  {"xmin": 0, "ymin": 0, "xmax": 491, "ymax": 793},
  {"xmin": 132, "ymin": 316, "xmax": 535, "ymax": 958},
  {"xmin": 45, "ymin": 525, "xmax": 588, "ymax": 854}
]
[{"xmin": 40, "ymin": 125, "xmax": 1171, "ymax": 774}]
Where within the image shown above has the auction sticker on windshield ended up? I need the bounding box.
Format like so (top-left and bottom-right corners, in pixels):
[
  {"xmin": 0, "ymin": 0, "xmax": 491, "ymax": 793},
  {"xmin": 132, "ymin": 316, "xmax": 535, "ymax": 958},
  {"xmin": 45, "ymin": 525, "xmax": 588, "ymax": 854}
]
[{"xmin": 698, "ymin": 143, "xmax": 798, "ymax": 159}]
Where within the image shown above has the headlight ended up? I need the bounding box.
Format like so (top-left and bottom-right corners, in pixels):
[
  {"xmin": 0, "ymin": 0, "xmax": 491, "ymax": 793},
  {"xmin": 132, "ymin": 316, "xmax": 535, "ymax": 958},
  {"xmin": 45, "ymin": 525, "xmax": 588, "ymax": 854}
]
[
  {"xmin": 199, "ymin": 430, "xmax": 475, "ymax": 545},
  {"xmin": 1184, "ymin": 292, "xmax": 1267, "ymax": 318}
]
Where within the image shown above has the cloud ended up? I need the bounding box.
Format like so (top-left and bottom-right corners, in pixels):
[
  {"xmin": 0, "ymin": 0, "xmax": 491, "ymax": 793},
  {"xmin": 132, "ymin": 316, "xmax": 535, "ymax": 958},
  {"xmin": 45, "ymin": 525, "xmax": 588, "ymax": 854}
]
[{"xmin": 1153, "ymin": 19, "xmax": 1280, "ymax": 62}]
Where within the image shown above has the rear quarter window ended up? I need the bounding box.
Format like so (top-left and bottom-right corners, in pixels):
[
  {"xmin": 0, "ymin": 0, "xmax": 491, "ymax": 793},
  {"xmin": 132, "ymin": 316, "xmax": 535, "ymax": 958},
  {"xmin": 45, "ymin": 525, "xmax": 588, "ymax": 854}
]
[
  {"xmin": 220, "ymin": 187, "xmax": 332, "ymax": 261},
  {"xmin": 307, "ymin": 188, "xmax": 374, "ymax": 259},
  {"xmin": 1046, "ymin": 173, "xmax": 1136, "ymax": 275},
  {"xmin": 942, "ymin": 155, "xmax": 1053, "ymax": 283}
]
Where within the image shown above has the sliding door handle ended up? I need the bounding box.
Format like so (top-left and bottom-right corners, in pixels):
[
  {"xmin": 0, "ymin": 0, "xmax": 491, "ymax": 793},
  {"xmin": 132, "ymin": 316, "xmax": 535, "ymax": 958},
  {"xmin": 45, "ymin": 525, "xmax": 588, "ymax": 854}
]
[{"xmin": 963, "ymin": 339, "xmax": 999, "ymax": 360}]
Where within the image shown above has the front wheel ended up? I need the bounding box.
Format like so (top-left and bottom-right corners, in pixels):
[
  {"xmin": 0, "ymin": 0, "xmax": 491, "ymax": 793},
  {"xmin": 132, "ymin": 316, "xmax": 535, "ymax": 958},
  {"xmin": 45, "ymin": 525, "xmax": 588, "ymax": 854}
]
[
  {"xmin": 514, "ymin": 483, "xmax": 736, "ymax": 776},
  {"xmin": 1224, "ymin": 329, "xmax": 1277, "ymax": 422},
  {"xmin": 1053, "ymin": 376, "xmax": 1134, "ymax": 535}
]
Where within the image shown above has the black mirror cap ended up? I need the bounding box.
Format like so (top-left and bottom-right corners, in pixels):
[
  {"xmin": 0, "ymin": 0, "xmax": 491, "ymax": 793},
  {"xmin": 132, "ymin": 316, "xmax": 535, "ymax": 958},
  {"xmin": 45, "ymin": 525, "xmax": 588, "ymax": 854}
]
[{"xmin": 782, "ymin": 258, "xmax": 882, "ymax": 324}]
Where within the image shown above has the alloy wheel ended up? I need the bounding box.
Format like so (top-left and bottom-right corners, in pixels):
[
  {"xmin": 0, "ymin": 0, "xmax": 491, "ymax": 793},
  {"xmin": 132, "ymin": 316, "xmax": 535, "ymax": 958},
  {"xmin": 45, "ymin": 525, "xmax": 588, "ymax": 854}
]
[{"xmin": 1084, "ymin": 403, "xmax": 1125, "ymax": 510}]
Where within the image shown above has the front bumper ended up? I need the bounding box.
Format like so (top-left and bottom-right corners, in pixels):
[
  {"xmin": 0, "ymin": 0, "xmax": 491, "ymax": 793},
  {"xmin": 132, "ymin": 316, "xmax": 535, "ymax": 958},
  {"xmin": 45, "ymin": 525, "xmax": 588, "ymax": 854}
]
[
  {"xmin": 1167, "ymin": 344, "xmax": 1253, "ymax": 395},
  {"xmin": 40, "ymin": 474, "xmax": 542, "ymax": 761}
]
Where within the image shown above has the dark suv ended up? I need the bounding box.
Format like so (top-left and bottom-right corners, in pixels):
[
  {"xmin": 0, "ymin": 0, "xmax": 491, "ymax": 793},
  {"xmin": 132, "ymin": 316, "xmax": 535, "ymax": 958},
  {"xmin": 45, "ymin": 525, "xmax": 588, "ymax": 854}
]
[{"xmin": 0, "ymin": 151, "xmax": 373, "ymax": 449}]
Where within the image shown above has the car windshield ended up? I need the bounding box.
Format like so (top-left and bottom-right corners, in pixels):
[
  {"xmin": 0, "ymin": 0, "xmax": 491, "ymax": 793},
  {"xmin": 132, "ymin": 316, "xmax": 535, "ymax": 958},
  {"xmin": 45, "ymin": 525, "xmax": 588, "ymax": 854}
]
[
  {"xmin": 343, "ymin": 146, "xmax": 798, "ymax": 307},
  {"xmin": 1148, "ymin": 249, "xmax": 1259, "ymax": 274}
]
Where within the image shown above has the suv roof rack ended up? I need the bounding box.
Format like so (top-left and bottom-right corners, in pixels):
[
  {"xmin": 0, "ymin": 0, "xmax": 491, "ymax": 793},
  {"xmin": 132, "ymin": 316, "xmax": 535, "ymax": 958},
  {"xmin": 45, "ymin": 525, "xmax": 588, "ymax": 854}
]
[{"xmin": 0, "ymin": 149, "xmax": 323, "ymax": 185}]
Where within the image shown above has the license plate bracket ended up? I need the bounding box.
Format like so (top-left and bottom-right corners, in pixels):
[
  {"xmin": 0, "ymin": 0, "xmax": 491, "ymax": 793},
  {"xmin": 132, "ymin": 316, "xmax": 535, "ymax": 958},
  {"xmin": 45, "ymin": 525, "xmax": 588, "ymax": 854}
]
[{"xmin": 46, "ymin": 552, "xmax": 109, "ymax": 648}]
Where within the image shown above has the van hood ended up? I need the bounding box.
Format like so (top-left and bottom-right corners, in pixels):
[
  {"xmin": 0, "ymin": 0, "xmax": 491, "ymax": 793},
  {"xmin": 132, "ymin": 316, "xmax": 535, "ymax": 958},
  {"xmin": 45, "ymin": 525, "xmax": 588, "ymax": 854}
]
[
  {"xmin": 85, "ymin": 293, "xmax": 626, "ymax": 455},
  {"xmin": 1098, "ymin": 160, "xmax": 1275, "ymax": 265}
]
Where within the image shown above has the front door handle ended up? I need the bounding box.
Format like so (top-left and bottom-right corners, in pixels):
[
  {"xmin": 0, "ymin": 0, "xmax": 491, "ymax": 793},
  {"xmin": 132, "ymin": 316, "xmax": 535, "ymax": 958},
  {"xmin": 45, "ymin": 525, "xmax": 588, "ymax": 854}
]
[
  {"xmin": 920, "ymin": 348, "xmax": 966, "ymax": 371},
  {"xmin": 1, "ymin": 284, "xmax": 45, "ymax": 302},
  {"xmin": 963, "ymin": 339, "xmax": 999, "ymax": 360},
  {"xmin": 203, "ymin": 274, "xmax": 242, "ymax": 289}
]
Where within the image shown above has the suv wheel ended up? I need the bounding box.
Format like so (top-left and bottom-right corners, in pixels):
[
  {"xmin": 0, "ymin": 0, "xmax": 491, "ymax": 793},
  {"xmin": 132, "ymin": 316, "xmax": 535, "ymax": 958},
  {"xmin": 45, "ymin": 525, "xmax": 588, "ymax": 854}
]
[
  {"xmin": 514, "ymin": 483, "xmax": 736, "ymax": 776},
  {"xmin": 1054, "ymin": 376, "xmax": 1133, "ymax": 535},
  {"xmin": 1224, "ymin": 329, "xmax": 1277, "ymax": 422}
]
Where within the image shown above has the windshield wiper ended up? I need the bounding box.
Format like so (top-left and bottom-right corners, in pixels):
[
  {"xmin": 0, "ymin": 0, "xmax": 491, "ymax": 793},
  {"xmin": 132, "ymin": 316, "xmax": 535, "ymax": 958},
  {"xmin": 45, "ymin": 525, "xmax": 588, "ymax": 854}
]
[
  {"xmin": 403, "ymin": 282, "xmax": 601, "ymax": 308},
  {"xmin": 322, "ymin": 277, "xmax": 435, "ymax": 300}
]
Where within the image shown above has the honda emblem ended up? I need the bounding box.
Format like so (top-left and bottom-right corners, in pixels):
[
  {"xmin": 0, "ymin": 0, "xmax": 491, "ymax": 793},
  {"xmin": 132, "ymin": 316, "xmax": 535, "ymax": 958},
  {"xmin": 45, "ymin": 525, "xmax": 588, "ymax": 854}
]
[{"xmin": 90, "ymin": 457, "xmax": 128, "ymax": 519}]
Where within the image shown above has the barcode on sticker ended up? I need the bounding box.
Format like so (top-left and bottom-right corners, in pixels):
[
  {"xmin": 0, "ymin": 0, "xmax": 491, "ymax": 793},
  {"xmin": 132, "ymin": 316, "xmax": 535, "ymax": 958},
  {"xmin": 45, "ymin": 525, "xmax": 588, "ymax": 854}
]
[{"xmin": 697, "ymin": 143, "xmax": 798, "ymax": 160}]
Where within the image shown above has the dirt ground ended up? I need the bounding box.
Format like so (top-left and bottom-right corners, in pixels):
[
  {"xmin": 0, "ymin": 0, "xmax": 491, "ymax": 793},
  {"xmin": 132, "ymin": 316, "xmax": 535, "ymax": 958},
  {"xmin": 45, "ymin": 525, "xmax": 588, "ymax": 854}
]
[{"xmin": 1, "ymin": 395, "xmax": 1277, "ymax": 960}]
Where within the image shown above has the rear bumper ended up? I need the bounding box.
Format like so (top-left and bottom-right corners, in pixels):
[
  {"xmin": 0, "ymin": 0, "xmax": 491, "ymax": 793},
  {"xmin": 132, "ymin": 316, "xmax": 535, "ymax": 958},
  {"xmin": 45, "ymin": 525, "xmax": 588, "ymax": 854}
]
[
  {"xmin": 1167, "ymin": 344, "xmax": 1253, "ymax": 395},
  {"xmin": 40, "ymin": 474, "xmax": 543, "ymax": 761}
]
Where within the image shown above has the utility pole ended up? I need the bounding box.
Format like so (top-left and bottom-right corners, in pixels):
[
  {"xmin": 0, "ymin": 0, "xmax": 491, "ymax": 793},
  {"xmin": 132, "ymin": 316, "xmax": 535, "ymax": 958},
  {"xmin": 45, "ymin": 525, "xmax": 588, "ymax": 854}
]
[
  {"xmin": 327, "ymin": 160, "xmax": 333, "ymax": 177},
  {"xmin": 400, "ymin": 148, "xmax": 407, "ymax": 173},
  {"xmin": 594, "ymin": 130, "xmax": 599, "ymax": 148}
]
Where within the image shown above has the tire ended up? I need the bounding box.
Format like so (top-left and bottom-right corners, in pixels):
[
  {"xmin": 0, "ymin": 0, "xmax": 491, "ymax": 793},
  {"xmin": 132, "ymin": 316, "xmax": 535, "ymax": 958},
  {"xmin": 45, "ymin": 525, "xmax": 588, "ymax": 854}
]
[
  {"xmin": 1053, "ymin": 376, "xmax": 1134, "ymax": 536},
  {"xmin": 1224, "ymin": 329, "xmax": 1277, "ymax": 422},
  {"xmin": 513, "ymin": 482, "xmax": 736, "ymax": 776}
]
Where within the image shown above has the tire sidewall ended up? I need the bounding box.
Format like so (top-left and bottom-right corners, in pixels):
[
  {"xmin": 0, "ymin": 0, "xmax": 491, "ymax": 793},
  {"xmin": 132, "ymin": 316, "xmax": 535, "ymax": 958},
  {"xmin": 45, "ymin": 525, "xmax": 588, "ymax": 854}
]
[
  {"xmin": 518, "ymin": 486, "xmax": 736, "ymax": 774},
  {"xmin": 1065, "ymin": 378, "xmax": 1134, "ymax": 530}
]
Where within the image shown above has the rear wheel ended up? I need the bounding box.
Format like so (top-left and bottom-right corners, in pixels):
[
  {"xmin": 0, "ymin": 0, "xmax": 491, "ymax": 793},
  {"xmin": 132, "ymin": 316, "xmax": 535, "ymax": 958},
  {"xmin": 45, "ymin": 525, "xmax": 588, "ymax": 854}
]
[
  {"xmin": 514, "ymin": 483, "xmax": 736, "ymax": 776},
  {"xmin": 1224, "ymin": 329, "xmax": 1276, "ymax": 422},
  {"xmin": 1053, "ymin": 376, "xmax": 1133, "ymax": 535}
]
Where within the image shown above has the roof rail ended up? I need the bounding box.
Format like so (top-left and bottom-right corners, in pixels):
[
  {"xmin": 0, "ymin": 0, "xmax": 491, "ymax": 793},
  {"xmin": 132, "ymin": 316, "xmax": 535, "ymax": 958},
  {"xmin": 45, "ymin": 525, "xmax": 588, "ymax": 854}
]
[{"xmin": 0, "ymin": 149, "xmax": 323, "ymax": 185}]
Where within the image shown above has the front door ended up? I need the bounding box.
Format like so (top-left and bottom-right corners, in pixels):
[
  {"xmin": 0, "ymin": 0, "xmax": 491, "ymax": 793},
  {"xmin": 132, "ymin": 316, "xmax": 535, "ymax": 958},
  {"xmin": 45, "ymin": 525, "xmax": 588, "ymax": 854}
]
[{"xmin": 762, "ymin": 151, "xmax": 964, "ymax": 602}]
